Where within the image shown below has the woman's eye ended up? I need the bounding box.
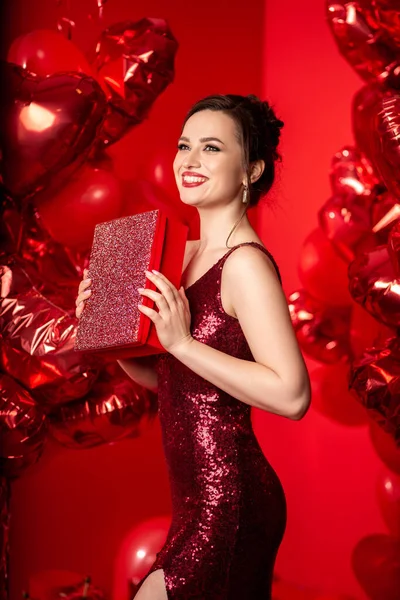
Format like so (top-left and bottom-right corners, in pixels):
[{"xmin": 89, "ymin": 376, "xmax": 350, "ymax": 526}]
[
  {"xmin": 204, "ymin": 145, "xmax": 220, "ymax": 152},
  {"xmin": 177, "ymin": 143, "xmax": 189, "ymax": 151}
]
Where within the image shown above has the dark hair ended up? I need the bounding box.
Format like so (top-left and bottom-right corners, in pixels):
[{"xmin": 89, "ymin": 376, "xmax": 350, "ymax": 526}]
[{"xmin": 183, "ymin": 94, "xmax": 284, "ymax": 207}]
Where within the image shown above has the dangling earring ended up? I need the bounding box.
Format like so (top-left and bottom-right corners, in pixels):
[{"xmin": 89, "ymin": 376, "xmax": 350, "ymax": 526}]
[{"xmin": 242, "ymin": 185, "xmax": 248, "ymax": 204}]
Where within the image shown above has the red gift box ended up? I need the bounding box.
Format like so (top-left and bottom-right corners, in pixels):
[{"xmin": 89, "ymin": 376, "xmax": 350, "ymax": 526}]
[{"xmin": 74, "ymin": 209, "xmax": 188, "ymax": 358}]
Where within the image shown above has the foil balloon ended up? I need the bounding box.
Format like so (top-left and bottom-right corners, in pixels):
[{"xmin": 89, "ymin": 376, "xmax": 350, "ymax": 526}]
[
  {"xmin": 371, "ymin": 191, "xmax": 400, "ymax": 245},
  {"xmin": 288, "ymin": 289, "xmax": 352, "ymax": 363},
  {"xmin": 0, "ymin": 200, "xmax": 89, "ymax": 311},
  {"xmin": 326, "ymin": 1, "xmax": 398, "ymax": 83},
  {"xmin": 0, "ymin": 263, "xmax": 100, "ymax": 407},
  {"xmin": 348, "ymin": 336, "xmax": 400, "ymax": 443},
  {"xmin": 34, "ymin": 159, "xmax": 123, "ymax": 251},
  {"xmin": 352, "ymin": 82, "xmax": 385, "ymax": 163},
  {"xmin": 0, "ymin": 60, "xmax": 107, "ymax": 199},
  {"xmin": 376, "ymin": 468, "xmax": 400, "ymax": 537},
  {"xmin": 373, "ymin": 0, "xmax": 400, "ymax": 50},
  {"xmin": 48, "ymin": 362, "xmax": 152, "ymax": 449},
  {"xmin": 318, "ymin": 193, "xmax": 376, "ymax": 262},
  {"xmin": 373, "ymin": 94, "xmax": 400, "ymax": 200},
  {"xmin": 0, "ymin": 372, "xmax": 47, "ymax": 478},
  {"xmin": 349, "ymin": 219, "xmax": 400, "ymax": 326},
  {"xmin": 94, "ymin": 18, "xmax": 178, "ymax": 145},
  {"xmin": 329, "ymin": 146, "xmax": 379, "ymax": 197},
  {"xmin": 7, "ymin": 29, "xmax": 92, "ymax": 78},
  {"xmin": 351, "ymin": 534, "xmax": 400, "ymax": 600}
]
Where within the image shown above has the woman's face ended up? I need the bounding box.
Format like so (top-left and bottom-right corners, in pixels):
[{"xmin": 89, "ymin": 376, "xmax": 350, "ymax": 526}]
[{"xmin": 173, "ymin": 109, "xmax": 245, "ymax": 208}]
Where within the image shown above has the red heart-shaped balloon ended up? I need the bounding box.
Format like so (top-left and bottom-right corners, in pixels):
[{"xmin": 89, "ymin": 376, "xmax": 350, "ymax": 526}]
[
  {"xmin": 0, "ymin": 61, "xmax": 107, "ymax": 199},
  {"xmin": 93, "ymin": 18, "xmax": 178, "ymax": 145}
]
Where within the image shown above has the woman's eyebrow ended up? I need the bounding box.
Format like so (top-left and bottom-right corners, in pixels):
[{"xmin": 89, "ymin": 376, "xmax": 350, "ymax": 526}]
[{"xmin": 178, "ymin": 136, "xmax": 225, "ymax": 145}]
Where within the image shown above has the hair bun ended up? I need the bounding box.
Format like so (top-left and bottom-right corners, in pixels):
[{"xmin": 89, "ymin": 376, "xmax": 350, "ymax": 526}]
[{"xmin": 246, "ymin": 95, "xmax": 284, "ymax": 159}]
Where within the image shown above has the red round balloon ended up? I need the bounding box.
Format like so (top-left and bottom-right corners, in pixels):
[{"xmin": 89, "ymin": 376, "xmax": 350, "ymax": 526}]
[
  {"xmin": 298, "ymin": 228, "xmax": 352, "ymax": 306},
  {"xmin": 310, "ymin": 363, "xmax": 367, "ymax": 426},
  {"xmin": 351, "ymin": 534, "xmax": 400, "ymax": 600},
  {"xmin": 113, "ymin": 515, "xmax": 171, "ymax": 599},
  {"xmin": 376, "ymin": 469, "xmax": 400, "ymax": 537},
  {"xmin": 7, "ymin": 29, "xmax": 92, "ymax": 77},
  {"xmin": 35, "ymin": 161, "xmax": 123, "ymax": 250}
]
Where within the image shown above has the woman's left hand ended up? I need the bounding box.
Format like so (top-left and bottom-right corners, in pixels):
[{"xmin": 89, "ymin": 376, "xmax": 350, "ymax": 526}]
[{"xmin": 138, "ymin": 270, "xmax": 193, "ymax": 353}]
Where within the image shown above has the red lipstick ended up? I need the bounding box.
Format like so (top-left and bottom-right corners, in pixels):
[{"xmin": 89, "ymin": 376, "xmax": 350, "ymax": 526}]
[{"xmin": 181, "ymin": 171, "xmax": 209, "ymax": 188}]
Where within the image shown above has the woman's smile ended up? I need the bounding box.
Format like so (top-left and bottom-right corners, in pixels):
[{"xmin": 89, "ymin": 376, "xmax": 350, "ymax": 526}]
[{"xmin": 181, "ymin": 171, "xmax": 209, "ymax": 187}]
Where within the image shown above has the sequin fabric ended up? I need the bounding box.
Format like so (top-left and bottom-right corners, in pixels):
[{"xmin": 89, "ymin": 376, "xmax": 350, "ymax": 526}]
[
  {"xmin": 75, "ymin": 211, "xmax": 158, "ymax": 351},
  {"xmin": 135, "ymin": 242, "xmax": 287, "ymax": 600}
]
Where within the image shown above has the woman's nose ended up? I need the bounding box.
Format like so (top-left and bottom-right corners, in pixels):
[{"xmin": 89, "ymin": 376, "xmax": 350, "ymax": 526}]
[{"xmin": 183, "ymin": 149, "xmax": 201, "ymax": 168}]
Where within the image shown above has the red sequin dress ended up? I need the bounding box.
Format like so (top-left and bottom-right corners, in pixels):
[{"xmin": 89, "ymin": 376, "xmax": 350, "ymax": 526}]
[{"xmin": 135, "ymin": 242, "xmax": 287, "ymax": 599}]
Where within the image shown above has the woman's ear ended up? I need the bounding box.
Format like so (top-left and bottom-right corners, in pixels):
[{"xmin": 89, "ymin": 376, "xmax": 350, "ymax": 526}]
[{"xmin": 250, "ymin": 160, "xmax": 265, "ymax": 184}]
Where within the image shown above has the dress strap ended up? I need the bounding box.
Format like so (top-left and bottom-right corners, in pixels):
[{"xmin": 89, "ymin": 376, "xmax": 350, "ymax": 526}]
[{"xmin": 219, "ymin": 242, "xmax": 282, "ymax": 284}]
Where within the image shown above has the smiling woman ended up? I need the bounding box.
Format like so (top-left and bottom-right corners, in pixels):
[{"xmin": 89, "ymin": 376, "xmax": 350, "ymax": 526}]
[
  {"xmin": 118, "ymin": 94, "xmax": 311, "ymax": 600},
  {"xmin": 75, "ymin": 93, "xmax": 310, "ymax": 600}
]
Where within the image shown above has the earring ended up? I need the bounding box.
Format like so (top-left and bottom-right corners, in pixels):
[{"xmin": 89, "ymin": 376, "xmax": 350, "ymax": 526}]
[{"xmin": 242, "ymin": 185, "xmax": 248, "ymax": 204}]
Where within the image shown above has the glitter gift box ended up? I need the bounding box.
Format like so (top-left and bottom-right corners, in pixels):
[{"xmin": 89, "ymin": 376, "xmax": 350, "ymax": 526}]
[{"xmin": 74, "ymin": 209, "xmax": 188, "ymax": 358}]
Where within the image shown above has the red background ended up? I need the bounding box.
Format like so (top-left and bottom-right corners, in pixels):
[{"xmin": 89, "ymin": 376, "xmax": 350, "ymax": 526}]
[{"xmin": 1, "ymin": 1, "xmax": 386, "ymax": 599}]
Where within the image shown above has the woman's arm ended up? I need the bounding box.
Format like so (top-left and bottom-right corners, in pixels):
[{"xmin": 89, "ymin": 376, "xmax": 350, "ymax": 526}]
[
  {"xmin": 117, "ymin": 356, "xmax": 158, "ymax": 393},
  {"xmin": 170, "ymin": 247, "xmax": 311, "ymax": 420}
]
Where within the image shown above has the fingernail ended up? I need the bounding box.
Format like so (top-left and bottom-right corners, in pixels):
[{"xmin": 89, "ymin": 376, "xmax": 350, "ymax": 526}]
[
  {"xmin": 152, "ymin": 269, "xmax": 160, "ymax": 275},
  {"xmin": 84, "ymin": 278, "xmax": 91, "ymax": 283},
  {"xmin": 137, "ymin": 287, "xmax": 144, "ymax": 292}
]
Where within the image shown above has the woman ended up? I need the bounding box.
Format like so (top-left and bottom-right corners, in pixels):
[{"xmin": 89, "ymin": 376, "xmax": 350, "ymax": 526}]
[{"xmin": 76, "ymin": 94, "xmax": 311, "ymax": 600}]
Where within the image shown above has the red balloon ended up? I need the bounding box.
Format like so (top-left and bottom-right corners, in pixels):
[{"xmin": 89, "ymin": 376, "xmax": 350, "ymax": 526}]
[
  {"xmin": 370, "ymin": 419, "xmax": 400, "ymax": 474},
  {"xmin": 113, "ymin": 515, "xmax": 171, "ymax": 599},
  {"xmin": 48, "ymin": 363, "xmax": 152, "ymax": 449},
  {"xmin": 0, "ymin": 263, "xmax": 100, "ymax": 407},
  {"xmin": 318, "ymin": 193, "xmax": 376, "ymax": 263},
  {"xmin": 0, "ymin": 202, "xmax": 88, "ymax": 312},
  {"xmin": 0, "ymin": 61, "xmax": 107, "ymax": 199},
  {"xmin": 348, "ymin": 238, "xmax": 400, "ymax": 329},
  {"xmin": 120, "ymin": 178, "xmax": 193, "ymax": 226},
  {"xmin": 350, "ymin": 302, "xmax": 392, "ymax": 360},
  {"xmin": 94, "ymin": 18, "xmax": 178, "ymax": 145},
  {"xmin": 351, "ymin": 534, "xmax": 400, "ymax": 600},
  {"xmin": 373, "ymin": 0, "xmax": 400, "ymax": 50},
  {"xmin": 139, "ymin": 144, "xmax": 179, "ymax": 199},
  {"xmin": 376, "ymin": 469, "xmax": 400, "ymax": 537},
  {"xmin": 372, "ymin": 191, "xmax": 400, "ymax": 245},
  {"xmin": 0, "ymin": 372, "xmax": 47, "ymax": 478},
  {"xmin": 7, "ymin": 29, "xmax": 93, "ymax": 77},
  {"xmin": 373, "ymin": 94, "xmax": 400, "ymax": 200},
  {"xmin": 298, "ymin": 228, "xmax": 352, "ymax": 306},
  {"xmin": 349, "ymin": 336, "xmax": 400, "ymax": 441},
  {"xmin": 288, "ymin": 289, "xmax": 352, "ymax": 364},
  {"xmin": 310, "ymin": 363, "xmax": 367, "ymax": 426},
  {"xmin": 352, "ymin": 83, "xmax": 385, "ymax": 165},
  {"xmin": 35, "ymin": 160, "xmax": 123, "ymax": 251},
  {"xmin": 329, "ymin": 146, "xmax": 379, "ymax": 197},
  {"xmin": 326, "ymin": 2, "xmax": 397, "ymax": 82}
]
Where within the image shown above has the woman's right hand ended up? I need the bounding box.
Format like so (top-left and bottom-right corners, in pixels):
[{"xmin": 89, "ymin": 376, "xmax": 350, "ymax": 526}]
[{"xmin": 75, "ymin": 268, "xmax": 92, "ymax": 319}]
